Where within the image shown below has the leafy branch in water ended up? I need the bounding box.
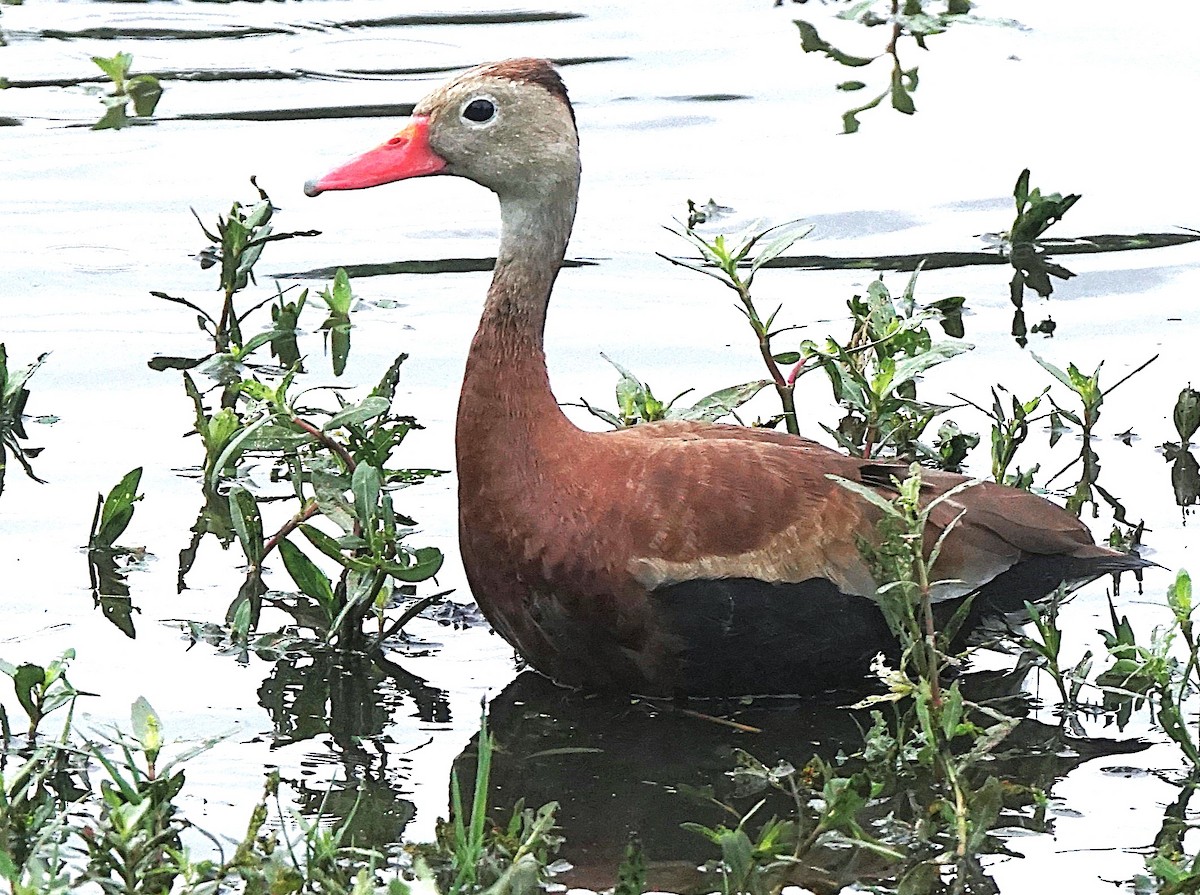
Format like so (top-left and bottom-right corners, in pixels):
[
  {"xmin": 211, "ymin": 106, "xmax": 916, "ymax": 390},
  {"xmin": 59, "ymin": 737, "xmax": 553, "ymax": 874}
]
[
  {"xmin": 147, "ymin": 182, "xmax": 444, "ymax": 656},
  {"xmin": 792, "ymin": 0, "xmax": 997, "ymax": 133},
  {"xmin": 90, "ymin": 52, "xmax": 162, "ymax": 130},
  {"xmin": 994, "ymin": 169, "xmax": 1082, "ymax": 344},
  {"xmin": 657, "ymin": 202, "xmax": 971, "ymax": 462},
  {"xmin": 660, "ymin": 200, "xmax": 813, "ymax": 435},
  {"xmin": 149, "ymin": 179, "xmax": 321, "ymax": 368},
  {"xmin": 0, "ymin": 344, "xmax": 54, "ymax": 497},
  {"xmin": 833, "ymin": 466, "xmax": 1022, "ymax": 887},
  {"xmin": 801, "ymin": 275, "xmax": 972, "ymax": 462},
  {"xmin": 1034, "ymin": 351, "xmax": 1157, "ymax": 520}
]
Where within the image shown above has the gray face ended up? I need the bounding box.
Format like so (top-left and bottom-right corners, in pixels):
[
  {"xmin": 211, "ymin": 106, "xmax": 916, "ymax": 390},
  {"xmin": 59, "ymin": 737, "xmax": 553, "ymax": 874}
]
[{"xmin": 416, "ymin": 73, "xmax": 580, "ymax": 199}]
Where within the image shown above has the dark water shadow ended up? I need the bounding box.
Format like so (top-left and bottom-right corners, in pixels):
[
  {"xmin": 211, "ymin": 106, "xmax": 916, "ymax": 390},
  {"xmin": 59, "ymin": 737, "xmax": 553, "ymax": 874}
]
[
  {"xmin": 274, "ymin": 258, "xmax": 597, "ymax": 280},
  {"xmin": 29, "ymin": 12, "xmax": 584, "ymax": 41},
  {"xmin": 755, "ymin": 231, "xmax": 1200, "ymax": 273},
  {"xmin": 451, "ymin": 670, "xmax": 1149, "ymax": 894},
  {"xmin": 5, "ymin": 56, "xmax": 624, "ymax": 93},
  {"xmin": 275, "ymin": 232, "xmax": 1197, "ymax": 285}
]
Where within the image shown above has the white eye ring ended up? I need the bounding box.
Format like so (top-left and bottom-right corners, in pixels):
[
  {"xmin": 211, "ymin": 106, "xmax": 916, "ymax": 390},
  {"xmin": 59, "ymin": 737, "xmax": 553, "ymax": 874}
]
[{"xmin": 460, "ymin": 95, "xmax": 498, "ymax": 126}]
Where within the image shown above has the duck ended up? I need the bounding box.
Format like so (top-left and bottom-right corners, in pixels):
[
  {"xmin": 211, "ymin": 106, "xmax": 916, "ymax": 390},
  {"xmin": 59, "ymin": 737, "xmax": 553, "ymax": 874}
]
[{"xmin": 304, "ymin": 58, "xmax": 1148, "ymax": 697}]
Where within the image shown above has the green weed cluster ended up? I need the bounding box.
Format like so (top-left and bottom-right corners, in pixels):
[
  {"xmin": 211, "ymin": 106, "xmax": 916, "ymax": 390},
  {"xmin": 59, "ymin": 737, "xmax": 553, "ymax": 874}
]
[{"xmin": 145, "ymin": 181, "xmax": 447, "ymax": 653}]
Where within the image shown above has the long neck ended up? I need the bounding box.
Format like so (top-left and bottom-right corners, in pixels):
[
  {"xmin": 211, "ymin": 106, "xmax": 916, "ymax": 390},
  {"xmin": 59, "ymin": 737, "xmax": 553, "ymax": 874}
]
[{"xmin": 457, "ymin": 178, "xmax": 580, "ymax": 457}]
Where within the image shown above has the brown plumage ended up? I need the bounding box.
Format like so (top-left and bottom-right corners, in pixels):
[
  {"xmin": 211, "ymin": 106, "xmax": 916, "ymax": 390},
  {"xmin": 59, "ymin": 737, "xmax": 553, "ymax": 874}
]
[{"xmin": 305, "ymin": 58, "xmax": 1149, "ymax": 696}]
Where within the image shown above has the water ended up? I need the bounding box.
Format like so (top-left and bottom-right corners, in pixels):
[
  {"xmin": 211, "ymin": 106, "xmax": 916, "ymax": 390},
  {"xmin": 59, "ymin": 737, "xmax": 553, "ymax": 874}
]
[{"xmin": 2, "ymin": 1, "xmax": 1200, "ymax": 891}]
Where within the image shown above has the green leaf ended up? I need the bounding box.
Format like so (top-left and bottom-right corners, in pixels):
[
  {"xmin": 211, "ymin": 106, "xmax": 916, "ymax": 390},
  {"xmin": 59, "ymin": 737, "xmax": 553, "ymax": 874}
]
[
  {"xmin": 889, "ymin": 67, "xmax": 916, "ymax": 115},
  {"xmin": 278, "ymin": 538, "xmax": 336, "ymax": 618},
  {"xmin": 126, "ymin": 74, "xmax": 163, "ymax": 117},
  {"xmin": 148, "ymin": 355, "xmax": 208, "ymax": 372},
  {"xmin": 1174, "ymin": 387, "xmax": 1200, "ymax": 443},
  {"xmin": 92, "ymin": 52, "xmax": 132, "ymax": 84},
  {"xmin": 383, "ymin": 546, "xmax": 443, "ymax": 582},
  {"xmin": 233, "ymin": 330, "xmax": 277, "ymax": 361},
  {"xmin": 827, "ymin": 474, "xmax": 904, "ymax": 517},
  {"xmin": 208, "ymin": 411, "xmax": 274, "ymax": 489},
  {"xmin": 1014, "ymin": 168, "xmax": 1031, "ymax": 211},
  {"xmin": 0, "ymin": 847, "xmax": 18, "ymax": 883},
  {"xmin": 299, "ymin": 523, "xmax": 371, "ymax": 572},
  {"xmin": 93, "ymin": 98, "xmax": 130, "ymax": 131},
  {"xmin": 93, "ymin": 467, "xmax": 143, "ymax": 549},
  {"xmin": 673, "ymin": 380, "xmax": 770, "ymax": 423},
  {"xmin": 842, "ymin": 90, "xmax": 886, "ymax": 134},
  {"xmin": 352, "ymin": 462, "xmax": 382, "ymax": 529},
  {"xmin": 1030, "ymin": 351, "xmax": 1075, "ymax": 391},
  {"xmin": 323, "ymin": 396, "xmax": 390, "ymax": 431},
  {"xmin": 330, "ymin": 319, "xmax": 350, "ymax": 377},
  {"xmin": 1168, "ymin": 570, "xmax": 1193, "ymax": 623},
  {"xmin": 966, "ymin": 776, "xmax": 1004, "ymax": 853},
  {"xmin": 332, "ymin": 267, "xmax": 353, "ymax": 313},
  {"xmin": 12, "ymin": 663, "xmax": 44, "ymax": 725},
  {"xmin": 795, "ymin": 20, "xmax": 875, "ymax": 66},
  {"xmin": 227, "ymin": 485, "xmax": 263, "ymax": 566},
  {"xmin": 748, "ymin": 219, "xmax": 813, "ymax": 273},
  {"xmin": 888, "ymin": 342, "xmax": 972, "ymax": 395},
  {"xmin": 130, "ymin": 696, "xmax": 162, "ymax": 762},
  {"xmin": 614, "ymin": 835, "xmax": 646, "ymax": 895},
  {"xmin": 230, "ymin": 592, "xmax": 254, "ymax": 638}
]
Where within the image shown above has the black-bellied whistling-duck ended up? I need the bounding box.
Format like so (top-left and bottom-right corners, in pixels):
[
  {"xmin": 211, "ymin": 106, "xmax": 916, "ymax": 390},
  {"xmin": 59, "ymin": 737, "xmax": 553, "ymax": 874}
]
[{"xmin": 306, "ymin": 58, "xmax": 1148, "ymax": 697}]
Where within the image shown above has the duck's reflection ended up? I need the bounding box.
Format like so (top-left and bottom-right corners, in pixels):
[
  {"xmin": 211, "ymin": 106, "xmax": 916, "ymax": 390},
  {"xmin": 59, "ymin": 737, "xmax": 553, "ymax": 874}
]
[{"xmin": 452, "ymin": 668, "xmax": 1148, "ymax": 894}]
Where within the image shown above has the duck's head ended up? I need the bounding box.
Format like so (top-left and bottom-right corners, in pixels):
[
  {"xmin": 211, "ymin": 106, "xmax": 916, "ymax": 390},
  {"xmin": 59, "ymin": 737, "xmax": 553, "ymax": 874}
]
[{"xmin": 304, "ymin": 58, "xmax": 579, "ymax": 201}]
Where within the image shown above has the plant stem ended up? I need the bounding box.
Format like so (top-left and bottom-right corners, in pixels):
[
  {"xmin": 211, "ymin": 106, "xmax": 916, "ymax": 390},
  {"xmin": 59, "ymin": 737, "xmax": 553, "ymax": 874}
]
[
  {"xmin": 261, "ymin": 499, "xmax": 321, "ymax": 562},
  {"xmin": 735, "ymin": 281, "xmax": 798, "ymax": 435},
  {"xmin": 292, "ymin": 417, "xmax": 357, "ymax": 472}
]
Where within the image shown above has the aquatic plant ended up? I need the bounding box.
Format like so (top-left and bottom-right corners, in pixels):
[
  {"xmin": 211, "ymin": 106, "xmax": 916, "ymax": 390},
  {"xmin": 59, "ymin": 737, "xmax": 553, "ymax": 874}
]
[
  {"xmin": 0, "ymin": 344, "xmax": 52, "ymax": 497},
  {"xmin": 661, "ymin": 202, "xmax": 970, "ymax": 459},
  {"xmin": 412, "ymin": 710, "xmax": 563, "ymax": 895},
  {"xmin": 661, "ymin": 201, "xmax": 813, "ymax": 435},
  {"xmin": 1001, "ymin": 169, "xmax": 1082, "ymax": 343},
  {"xmin": 803, "ymin": 275, "xmax": 972, "ymax": 461},
  {"xmin": 683, "ymin": 750, "xmax": 900, "ymax": 895},
  {"xmin": 0, "ymin": 676, "xmax": 405, "ymax": 895},
  {"xmin": 1172, "ymin": 386, "xmax": 1200, "ymax": 448},
  {"xmin": 951, "ymin": 385, "xmax": 1049, "ymax": 488},
  {"xmin": 84, "ymin": 468, "xmax": 147, "ymax": 636},
  {"xmin": 147, "ymin": 183, "xmax": 445, "ymax": 654},
  {"xmin": 149, "ymin": 179, "xmax": 320, "ymax": 367},
  {"xmin": 790, "ymin": 0, "xmax": 995, "ymax": 133},
  {"xmin": 0, "ymin": 649, "xmax": 79, "ymax": 744},
  {"xmin": 317, "ymin": 269, "xmax": 354, "ymax": 377},
  {"xmin": 834, "ymin": 466, "xmax": 1024, "ymax": 888},
  {"xmin": 87, "ymin": 468, "xmax": 143, "ymax": 554},
  {"xmin": 576, "ymin": 353, "xmax": 767, "ymax": 428},
  {"xmin": 1034, "ymin": 351, "xmax": 1156, "ymax": 519},
  {"xmin": 90, "ymin": 53, "xmax": 162, "ymax": 131},
  {"xmin": 1162, "ymin": 387, "xmax": 1200, "ymax": 518}
]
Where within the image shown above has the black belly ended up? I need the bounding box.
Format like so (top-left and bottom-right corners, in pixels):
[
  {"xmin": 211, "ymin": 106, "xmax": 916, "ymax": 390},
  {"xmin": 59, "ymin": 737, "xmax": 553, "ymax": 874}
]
[{"xmin": 652, "ymin": 577, "xmax": 895, "ymax": 697}]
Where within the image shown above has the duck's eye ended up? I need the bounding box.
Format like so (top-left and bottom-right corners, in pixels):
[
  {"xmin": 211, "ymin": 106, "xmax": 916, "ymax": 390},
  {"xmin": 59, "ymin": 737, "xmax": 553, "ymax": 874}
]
[{"xmin": 462, "ymin": 98, "xmax": 496, "ymax": 123}]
